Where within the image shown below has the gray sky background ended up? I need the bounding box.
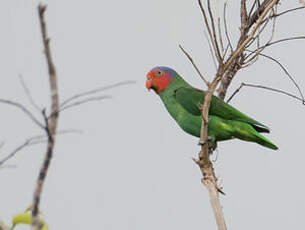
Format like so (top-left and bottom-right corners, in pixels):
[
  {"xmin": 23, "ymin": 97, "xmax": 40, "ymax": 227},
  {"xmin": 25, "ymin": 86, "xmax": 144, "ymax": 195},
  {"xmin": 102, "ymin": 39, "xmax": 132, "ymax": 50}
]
[{"xmin": 0, "ymin": 1, "xmax": 305, "ymax": 229}]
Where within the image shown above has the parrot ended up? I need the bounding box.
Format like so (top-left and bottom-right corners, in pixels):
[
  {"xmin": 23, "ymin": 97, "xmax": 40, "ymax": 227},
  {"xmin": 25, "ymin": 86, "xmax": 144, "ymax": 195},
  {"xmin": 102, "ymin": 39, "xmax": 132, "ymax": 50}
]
[{"xmin": 145, "ymin": 66, "xmax": 278, "ymax": 150}]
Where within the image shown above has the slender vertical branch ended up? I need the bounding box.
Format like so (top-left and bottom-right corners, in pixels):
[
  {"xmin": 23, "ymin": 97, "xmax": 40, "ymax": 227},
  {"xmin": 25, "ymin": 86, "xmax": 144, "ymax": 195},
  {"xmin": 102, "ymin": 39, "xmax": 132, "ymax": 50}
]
[
  {"xmin": 207, "ymin": 0, "xmax": 222, "ymax": 63},
  {"xmin": 223, "ymin": 3, "xmax": 233, "ymax": 52},
  {"xmin": 31, "ymin": 4, "xmax": 59, "ymax": 230},
  {"xmin": 198, "ymin": 0, "xmax": 222, "ymax": 64}
]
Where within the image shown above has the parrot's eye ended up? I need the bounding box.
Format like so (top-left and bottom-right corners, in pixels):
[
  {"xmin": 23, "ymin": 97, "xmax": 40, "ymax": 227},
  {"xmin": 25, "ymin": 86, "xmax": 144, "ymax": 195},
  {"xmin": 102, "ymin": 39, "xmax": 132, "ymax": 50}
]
[{"xmin": 155, "ymin": 70, "xmax": 162, "ymax": 76}]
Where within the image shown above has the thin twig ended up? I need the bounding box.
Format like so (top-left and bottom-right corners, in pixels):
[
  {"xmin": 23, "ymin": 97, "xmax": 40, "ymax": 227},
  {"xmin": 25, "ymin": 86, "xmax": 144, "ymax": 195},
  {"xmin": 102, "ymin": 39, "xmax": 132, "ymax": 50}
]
[
  {"xmin": 204, "ymin": 31, "xmax": 218, "ymax": 70},
  {"xmin": 0, "ymin": 135, "xmax": 46, "ymax": 166},
  {"xmin": 245, "ymin": 50, "xmax": 305, "ymax": 102},
  {"xmin": 207, "ymin": 0, "xmax": 222, "ymax": 63},
  {"xmin": 60, "ymin": 80, "xmax": 135, "ymax": 108},
  {"xmin": 271, "ymin": 6, "xmax": 305, "ymax": 18},
  {"xmin": 0, "ymin": 129, "xmax": 82, "ymax": 166},
  {"xmin": 226, "ymin": 83, "xmax": 244, "ymax": 103},
  {"xmin": 0, "ymin": 99, "xmax": 44, "ymax": 129},
  {"xmin": 179, "ymin": 45, "xmax": 210, "ymax": 86},
  {"xmin": 223, "ymin": 2, "xmax": 233, "ymax": 53},
  {"xmin": 218, "ymin": 17, "xmax": 224, "ymax": 54},
  {"xmin": 198, "ymin": 0, "xmax": 221, "ymax": 64},
  {"xmin": 19, "ymin": 74, "xmax": 42, "ymax": 112},
  {"xmin": 257, "ymin": 36, "xmax": 305, "ymax": 50},
  {"xmin": 56, "ymin": 95, "xmax": 112, "ymax": 114},
  {"xmin": 248, "ymin": 0, "xmax": 259, "ymax": 16},
  {"xmin": 227, "ymin": 82, "xmax": 305, "ymax": 104}
]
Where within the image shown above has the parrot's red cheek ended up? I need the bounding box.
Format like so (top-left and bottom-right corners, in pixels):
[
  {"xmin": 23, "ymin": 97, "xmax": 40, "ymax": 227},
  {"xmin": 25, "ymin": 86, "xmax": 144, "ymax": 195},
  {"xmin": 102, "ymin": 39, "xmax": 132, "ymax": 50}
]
[{"xmin": 146, "ymin": 79, "xmax": 152, "ymax": 89}]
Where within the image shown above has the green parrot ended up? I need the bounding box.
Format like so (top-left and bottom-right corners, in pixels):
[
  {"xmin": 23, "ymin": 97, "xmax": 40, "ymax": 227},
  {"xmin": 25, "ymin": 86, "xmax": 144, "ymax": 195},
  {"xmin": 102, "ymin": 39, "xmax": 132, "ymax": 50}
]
[{"xmin": 145, "ymin": 66, "xmax": 278, "ymax": 150}]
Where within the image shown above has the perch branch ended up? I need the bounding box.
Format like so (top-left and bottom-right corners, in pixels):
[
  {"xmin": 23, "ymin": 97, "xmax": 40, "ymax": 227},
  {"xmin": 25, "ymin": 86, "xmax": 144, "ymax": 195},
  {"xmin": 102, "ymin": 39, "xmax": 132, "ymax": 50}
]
[{"xmin": 194, "ymin": 1, "xmax": 279, "ymax": 230}]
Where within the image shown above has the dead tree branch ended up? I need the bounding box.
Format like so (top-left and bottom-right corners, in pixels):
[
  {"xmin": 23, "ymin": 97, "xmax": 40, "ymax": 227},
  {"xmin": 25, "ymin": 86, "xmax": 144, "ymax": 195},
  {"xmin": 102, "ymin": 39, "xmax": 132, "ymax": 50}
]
[
  {"xmin": 245, "ymin": 50, "xmax": 305, "ymax": 102},
  {"xmin": 187, "ymin": 1, "xmax": 281, "ymax": 230},
  {"xmin": 0, "ymin": 136, "xmax": 46, "ymax": 167},
  {"xmin": 271, "ymin": 6, "xmax": 305, "ymax": 17},
  {"xmin": 31, "ymin": 4, "xmax": 59, "ymax": 230},
  {"xmin": 19, "ymin": 74, "xmax": 42, "ymax": 112},
  {"xmin": 227, "ymin": 82, "xmax": 305, "ymax": 104},
  {"xmin": 217, "ymin": 0, "xmax": 282, "ymax": 99},
  {"xmin": 0, "ymin": 99, "xmax": 44, "ymax": 129},
  {"xmin": 179, "ymin": 45, "xmax": 210, "ymax": 86},
  {"xmin": 60, "ymin": 80, "xmax": 135, "ymax": 108}
]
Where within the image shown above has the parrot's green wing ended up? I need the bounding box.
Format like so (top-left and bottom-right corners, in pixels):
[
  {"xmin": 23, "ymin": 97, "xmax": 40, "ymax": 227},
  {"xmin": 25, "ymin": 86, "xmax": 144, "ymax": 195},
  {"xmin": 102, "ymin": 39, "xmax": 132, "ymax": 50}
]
[{"xmin": 174, "ymin": 87, "xmax": 270, "ymax": 133}]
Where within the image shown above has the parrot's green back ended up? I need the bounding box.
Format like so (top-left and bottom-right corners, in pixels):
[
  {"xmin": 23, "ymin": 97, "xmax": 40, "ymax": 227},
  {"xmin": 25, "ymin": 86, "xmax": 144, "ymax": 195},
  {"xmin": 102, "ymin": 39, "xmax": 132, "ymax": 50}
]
[{"xmin": 158, "ymin": 72, "xmax": 278, "ymax": 150}]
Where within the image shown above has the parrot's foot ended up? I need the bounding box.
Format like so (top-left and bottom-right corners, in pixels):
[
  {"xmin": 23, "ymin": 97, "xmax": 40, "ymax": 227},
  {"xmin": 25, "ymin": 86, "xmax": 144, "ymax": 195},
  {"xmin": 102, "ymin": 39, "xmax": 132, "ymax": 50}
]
[
  {"xmin": 197, "ymin": 102, "xmax": 203, "ymax": 110},
  {"xmin": 198, "ymin": 137, "xmax": 216, "ymax": 153},
  {"xmin": 198, "ymin": 136, "xmax": 211, "ymax": 145}
]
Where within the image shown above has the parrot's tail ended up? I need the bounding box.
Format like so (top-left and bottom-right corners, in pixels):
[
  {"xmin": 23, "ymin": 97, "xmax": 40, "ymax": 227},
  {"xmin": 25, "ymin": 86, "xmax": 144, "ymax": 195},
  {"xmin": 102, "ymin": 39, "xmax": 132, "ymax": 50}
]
[
  {"xmin": 253, "ymin": 132, "xmax": 278, "ymax": 150},
  {"xmin": 234, "ymin": 121, "xmax": 278, "ymax": 150}
]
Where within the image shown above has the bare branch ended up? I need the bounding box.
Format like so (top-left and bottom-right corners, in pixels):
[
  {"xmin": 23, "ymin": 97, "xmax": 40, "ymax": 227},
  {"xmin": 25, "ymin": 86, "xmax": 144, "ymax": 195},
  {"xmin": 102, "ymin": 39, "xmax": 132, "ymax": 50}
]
[
  {"xmin": 60, "ymin": 80, "xmax": 135, "ymax": 108},
  {"xmin": 0, "ymin": 135, "xmax": 46, "ymax": 167},
  {"xmin": 257, "ymin": 36, "xmax": 305, "ymax": 50},
  {"xmin": 217, "ymin": 0, "xmax": 279, "ymax": 99},
  {"xmin": 207, "ymin": 0, "xmax": 222, "ymax": 63},
  {"xmin": 19, "ymin": 74, "xmax": 42, "ymax": 112},
  {"xmin": 246, "ymin": 0, "xmax": 275, "ymax": 34},
  {"xmin": 223, "ymin": 2, "xmax": 233, "ymax": 53},
  {"xmin": 198, "ymin": 0, "xmax": 222, "ymax": 63},
  {"xmin": 271, "ymin": 6, "xmax": 305, "ymax": 18},
  {"xmin": 248, "ymin": 0, "xmax": 259, "ymax": 17},
  {"xmin": 56, "ymin": 95, "xmax": 112, "ymax": 114},
  {"xmin": 0, "ymin": 129, "xmax": 82, "ymax": 167},
  {"xmin": 218, "ymin": 18, "xmax": 224, "ymax": 54},
  {"xmin": 179, "ymin": 45, "xmax": 210, "ymax": 86},
  {"xmin": 245, "ymin": 50, "xmax": 305, "ymax": 102},
  {"xmin": 32, "ymin": 4, "xmax": 60, "ymax": 229},
  {"xmin": 204, "ymin": 31, "xmax": 218, "ymax": 70},
  {"xmin": 0, "ymin": 99, "xmax": 44, "ymax": 129},
  {"xmin": 226, "ymin": 83, "xmax": 244, "ymax": 103},
  {"xmin": 194, "ymin": 2, "xmax": 280, "ymax": 230},
  {"xmin": 227, "ymin": 82, "xmax": 305, "ymax": 104},
  {"xmin": 240, "ymin": 0, "xmax": 248, "ymax": 32}
]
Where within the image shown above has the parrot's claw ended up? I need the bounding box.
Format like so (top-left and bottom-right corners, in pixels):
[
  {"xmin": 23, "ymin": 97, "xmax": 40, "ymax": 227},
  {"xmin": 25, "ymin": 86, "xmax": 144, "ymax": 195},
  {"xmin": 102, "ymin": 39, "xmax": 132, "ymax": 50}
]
[
  {"xmin": 198, "ymin": 136, "xmax": 213, "ymax": 147},
  {"xmin": 197, "ymin": 103, "xmax": 203, "ymax": 110}
]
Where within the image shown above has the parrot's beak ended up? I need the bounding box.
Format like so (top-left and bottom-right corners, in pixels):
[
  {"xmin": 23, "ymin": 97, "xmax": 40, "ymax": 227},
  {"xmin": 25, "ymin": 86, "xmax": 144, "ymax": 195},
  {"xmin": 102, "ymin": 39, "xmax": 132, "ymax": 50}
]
[{"xmin": 146, "ymin": 76, "xmax": 153, "ymax": 91}]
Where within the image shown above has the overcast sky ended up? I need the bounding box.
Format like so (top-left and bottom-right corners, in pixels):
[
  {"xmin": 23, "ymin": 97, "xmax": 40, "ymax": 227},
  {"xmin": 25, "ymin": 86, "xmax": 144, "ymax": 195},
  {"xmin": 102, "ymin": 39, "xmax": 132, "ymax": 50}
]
[{"xmin": 0, "ymin": 1, "xmax": 305, "ymax": 229}]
